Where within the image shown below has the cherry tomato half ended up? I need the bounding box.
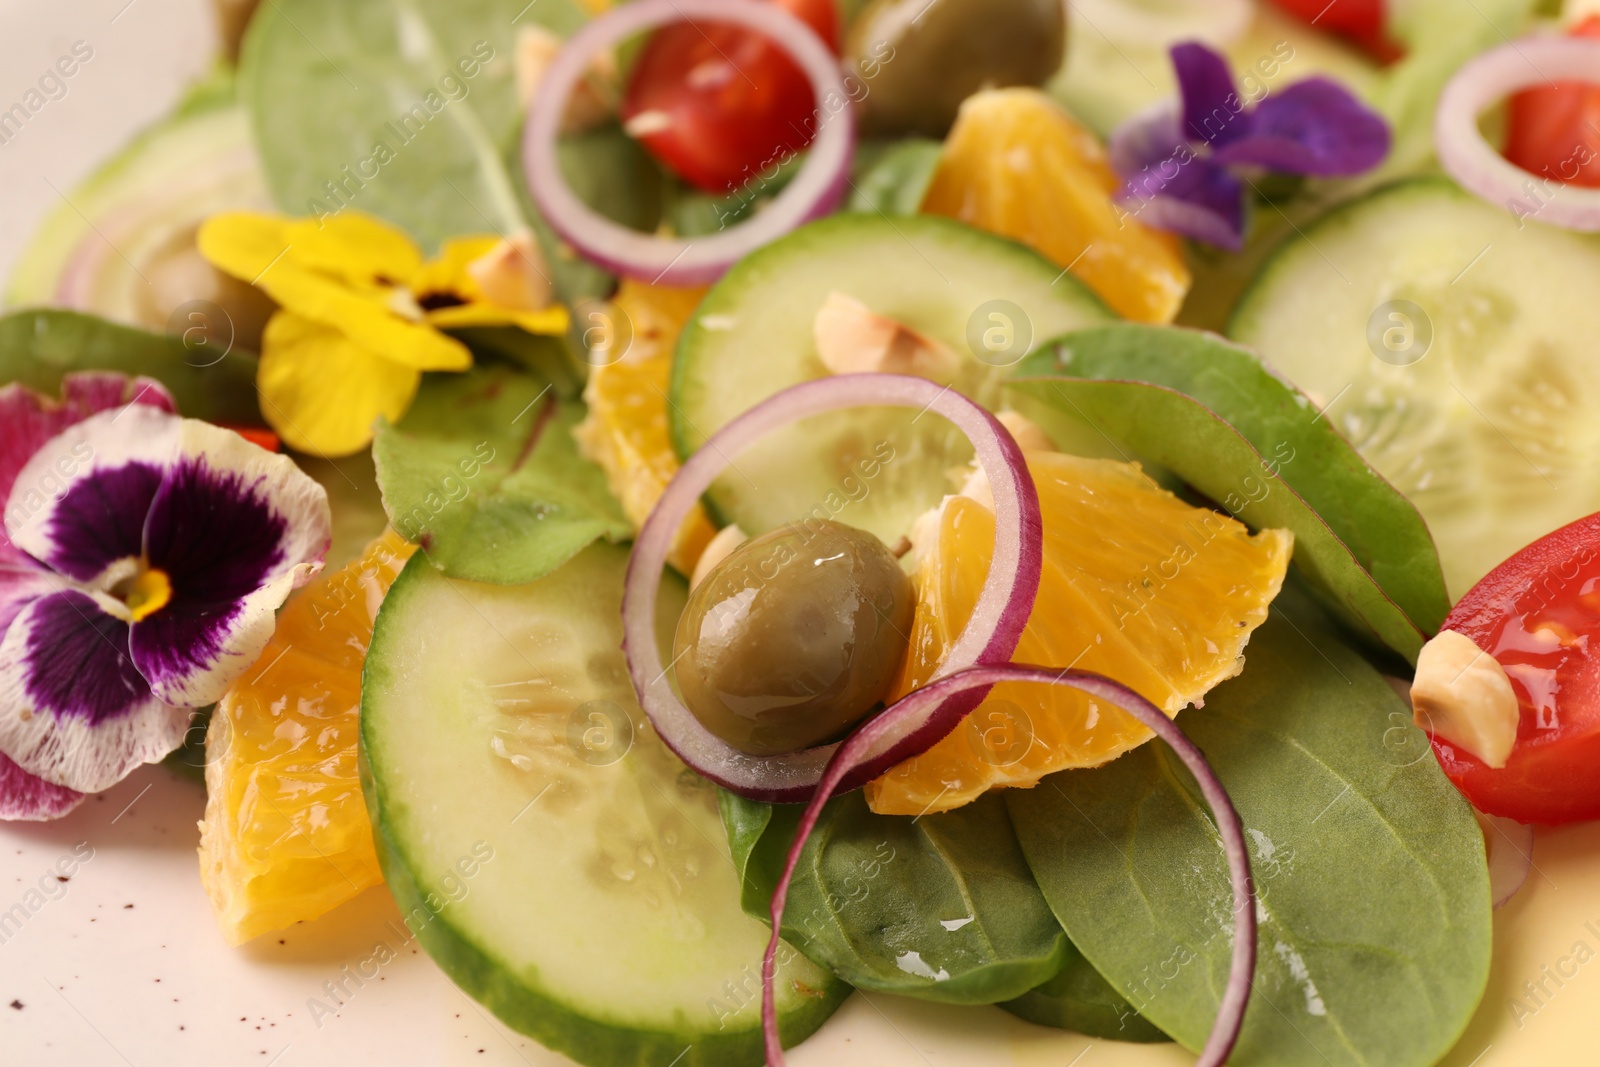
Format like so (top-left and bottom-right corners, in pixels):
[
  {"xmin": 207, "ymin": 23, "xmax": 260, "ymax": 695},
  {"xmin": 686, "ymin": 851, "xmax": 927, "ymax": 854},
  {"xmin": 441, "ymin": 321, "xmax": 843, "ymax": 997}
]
[
  {"xmin": 1263, "ymin": 0, "xmax": 1401, "ymax": 63},
  {"xmin": 221, "ymin": 424, "xmax": 282, "ymax": 453},
  {"xmin": 1503, "ymin": 17, "xmax": 1600, "ymax": 189},
  {"xmin": 1430, "ymin": 511, "xmax": 1600, "ymax": 825},
  {"xmin": 620, "ymin": 0, "xmax": 840, "ymax": 194}
]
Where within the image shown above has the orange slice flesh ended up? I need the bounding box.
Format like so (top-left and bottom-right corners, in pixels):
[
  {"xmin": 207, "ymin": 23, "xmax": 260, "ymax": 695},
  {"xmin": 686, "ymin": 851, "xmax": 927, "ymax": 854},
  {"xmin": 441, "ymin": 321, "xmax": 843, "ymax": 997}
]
[
  {"xmin": 866, "ymin": 451, "xmax": 1293, "ymax": 816},
  {"xmin": 574, "ymin": 279, "xmax": 716, "ymax": 574},
  {"xmin": 197, "ymin": 529, "xmax": 414, "ymax": 945},
  {"xmin": 920, "ymin": 87, "xmax": 1192, "ymax": 325}
]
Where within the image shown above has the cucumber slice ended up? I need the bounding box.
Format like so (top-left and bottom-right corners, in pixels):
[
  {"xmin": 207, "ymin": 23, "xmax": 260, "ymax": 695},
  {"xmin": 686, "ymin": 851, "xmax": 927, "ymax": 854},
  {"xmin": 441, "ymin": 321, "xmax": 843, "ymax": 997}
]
[
  {"xmin": 1229, "ymin": 178, "xmax": 1600, "ymax": 596},
  {"xmin": 670, "ymin": 213, "xmax": 1114, "ymax": 544},
  {"xmin": 361, "ymin": 545, "xmax": 847, "ymax": 1067}
]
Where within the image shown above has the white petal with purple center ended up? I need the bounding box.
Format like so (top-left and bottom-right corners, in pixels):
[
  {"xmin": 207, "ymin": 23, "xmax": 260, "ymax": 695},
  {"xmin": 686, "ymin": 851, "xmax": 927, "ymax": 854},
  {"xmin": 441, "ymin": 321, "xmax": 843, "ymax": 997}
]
[
  {"xmin": 0, "ymin": 749, "xmax": 85, "ymax": 821},
  {"xmin": 0, "ymin": 588, "xmax": 191, "ymax": 792},
  {"xmin": 127, "ymin": 419, "xmax": 330, "ymax": 707}
]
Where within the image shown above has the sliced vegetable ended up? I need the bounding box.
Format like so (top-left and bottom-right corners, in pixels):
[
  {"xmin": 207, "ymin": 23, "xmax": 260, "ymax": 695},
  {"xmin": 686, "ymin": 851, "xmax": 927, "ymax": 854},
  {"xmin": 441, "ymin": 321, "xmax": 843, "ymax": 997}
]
[
  {"xmin": 1007, "ymin": 323, "xmax": 1446, "ymax": 661},
  {"xmin": 1427, "ymin": 510, "xmax": 1600, "ymax": 825},
  {"xmin": 723, "ymin": 790, "xmax": 1070, "ymax": 1004},
  {"xmin": 1503, "ymin": 17, "xmax": 1600, "ymax": 189},
  {"xmin": 671, "ymin": 213, "xmax": 1112, "ymax": 546},
  {"xmin": 523, "ymin": 0, "xmax": 854, "ymax": 285},
  {"xmin": 1008, "ymin": 589, "xmax": 1491, "ymax": 1067},
  {"xmin": 372, "ymin": 365, "xmax": 630, "ymax": 585},
  {"xmin": 1264, "ymin": 0, "xmax": 1399, "ymax": 61},
  {"xmin": 758, "ymin": 664, "xmax": 1257, "ymax": 1067},
  {"xmin": 1436, "ymin": 35, "xmax": 1600, "ymax": 231},
  {"xmin": 623, "ymin": 373, "xmax": 1043, "ymax": 803},
  {"xmin": 362, "ymin": 544, "xmax": 848, "ymax": 1067},
  {"xmin": 620, "ymin": 0, "xmax": 839, "ymax": 193},
  {"xmin": 0, "ymin": 308, "xmax": 261, "ymax": 426},
  {"xmin": 1230, "ymin": 177, "xmax": 1600, "ymax": 597}
]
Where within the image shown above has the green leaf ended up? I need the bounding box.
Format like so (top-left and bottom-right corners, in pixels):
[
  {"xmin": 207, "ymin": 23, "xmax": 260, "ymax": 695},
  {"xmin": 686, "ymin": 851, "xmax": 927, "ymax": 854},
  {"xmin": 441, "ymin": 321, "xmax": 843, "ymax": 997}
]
[
  {"xmin": 1007, "ymin": 324, "xmax": 1446, "ymax": 662},
  {"xmin": 847, "ymin": 138, "xmax": 942, "ymax": 216},
  {"xmin": 371, "ymin": 364, "xmax": 630, "ymax": 584},
  {"xmin": 999, "ymin": 943, "xmax": 1170, "ymax": 1043},
  {"xmin": 720, "ymin": 788, "xmax": 1070, "ymax": 1005},
  {"xmin": 241, "ymin": 0, "xmax": 586, "ymax": 250},
  {"xmin": 1006, "ymin": 586, "xmax": 1491, "ymax": 1067},
  {"xmin": 0, "ymin": 308, "xmax": 260, "ymax": 425}
]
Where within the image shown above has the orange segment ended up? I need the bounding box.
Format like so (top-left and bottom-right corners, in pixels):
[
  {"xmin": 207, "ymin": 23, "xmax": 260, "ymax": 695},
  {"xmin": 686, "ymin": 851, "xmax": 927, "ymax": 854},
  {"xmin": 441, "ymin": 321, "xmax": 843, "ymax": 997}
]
[
  {"xmin": 866, "ymin": 451, "xmax": 1292, "ymax": 816},
  {"xmin": 574, "ymin": 279, "xmax": 716, "ymax": 574},
  {"xmin": 920, "ymin": 88, "xmax": 1192, "ymax": 325},
  {"xmin": 197, "ymin": 530, "xmax": 415, "ymax": 945}
]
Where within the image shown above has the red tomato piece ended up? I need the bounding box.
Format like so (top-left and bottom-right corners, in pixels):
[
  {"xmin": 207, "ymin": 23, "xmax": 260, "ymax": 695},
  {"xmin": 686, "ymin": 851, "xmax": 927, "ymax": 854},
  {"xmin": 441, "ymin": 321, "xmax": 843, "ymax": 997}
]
[
  {"xmin": 1431, "ymin": 511, "xmax": 1600, "ymax": 825},
  {"xmin": 619, "ymin": 0, "xmax": 839, "ymax": 194},
  {"xmin": 1503, "ymin": 17, "xmax": 1600, "ymax": 189},
  {"xmin": 1263, "ymin": 0, "xmax": 1401, "ymax": 63}
]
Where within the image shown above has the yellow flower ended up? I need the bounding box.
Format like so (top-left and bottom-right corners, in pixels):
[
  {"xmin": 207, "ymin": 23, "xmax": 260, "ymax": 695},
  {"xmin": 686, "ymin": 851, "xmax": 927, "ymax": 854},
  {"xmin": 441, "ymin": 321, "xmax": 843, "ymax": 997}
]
[{"xmin": 198, "ymin": 212, "xmax": 569, "ymax": 456}]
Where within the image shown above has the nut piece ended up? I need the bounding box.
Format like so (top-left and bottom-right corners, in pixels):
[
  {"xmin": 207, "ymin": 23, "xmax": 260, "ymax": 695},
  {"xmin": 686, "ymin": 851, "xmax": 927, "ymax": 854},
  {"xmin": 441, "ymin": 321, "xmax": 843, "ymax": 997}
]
[
  {"xmin": 690, "ymin": 524, "xmax": 748, "ymax": 590},
  {"xmin": 515, "ymin": 25, "xmax": 616, "ymax": 133},
  {"xmin": 467, "ymin": 231, "xmax": 553, "ymax": 312},
  {"xmin": 1411, "ymin": 630, "xmax": 1520, "ymax": 769},
  {"xmin": 813, "ymin": 292, "xmax": 962, "ymax": 382}
]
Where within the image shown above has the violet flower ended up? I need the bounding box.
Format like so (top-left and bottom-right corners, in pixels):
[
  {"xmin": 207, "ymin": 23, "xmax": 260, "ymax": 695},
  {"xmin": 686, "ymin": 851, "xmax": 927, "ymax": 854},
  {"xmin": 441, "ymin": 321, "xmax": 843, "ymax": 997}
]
[
  {"xmin": 1109, "ymin": 41, "xmax": 1391, "ymax": 250},
  {"xmin": 0, "ymin": 374, "xmax": 330, "ymax": 818}
]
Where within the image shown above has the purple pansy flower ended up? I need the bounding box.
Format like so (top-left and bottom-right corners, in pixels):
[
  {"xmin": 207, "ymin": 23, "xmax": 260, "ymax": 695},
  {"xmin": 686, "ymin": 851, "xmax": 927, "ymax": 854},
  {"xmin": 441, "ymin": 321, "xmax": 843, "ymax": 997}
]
[
  {"xmin": 1109, "ymin": 41, "xmax": 1391, "ymax": 250},
  {"xmin": 0, "ymin": 375, "xmax": 330, "ymax": 816}
]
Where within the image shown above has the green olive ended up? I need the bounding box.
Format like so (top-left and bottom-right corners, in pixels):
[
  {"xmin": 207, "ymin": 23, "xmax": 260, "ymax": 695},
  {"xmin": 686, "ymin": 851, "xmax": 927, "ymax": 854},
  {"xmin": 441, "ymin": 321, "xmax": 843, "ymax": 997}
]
[
  {"xmin": 672, "ymin": 519, "xmax": 914, "ymax": 757},
  {"xmin": 846, "ymin": 0, "xmax": 1067, "ymax": 138}
]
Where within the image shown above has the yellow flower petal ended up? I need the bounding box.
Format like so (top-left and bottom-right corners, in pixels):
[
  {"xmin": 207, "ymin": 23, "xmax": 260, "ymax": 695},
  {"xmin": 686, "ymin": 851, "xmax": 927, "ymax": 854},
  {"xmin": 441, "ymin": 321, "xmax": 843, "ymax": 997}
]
[
  {"xmin": 200, "ymin": 212, "xmax": 471, "ymax": 373},
  {"xmin": 426, "ymin": 302, "xmax": 570, "ymax": 334},
  {"xmin": 257, "ymin": 311, "xmax": 422, "ymax": 457},
  {"xmin": 412, "ymin": 236, "xmax": 502, "ymax": 300}
]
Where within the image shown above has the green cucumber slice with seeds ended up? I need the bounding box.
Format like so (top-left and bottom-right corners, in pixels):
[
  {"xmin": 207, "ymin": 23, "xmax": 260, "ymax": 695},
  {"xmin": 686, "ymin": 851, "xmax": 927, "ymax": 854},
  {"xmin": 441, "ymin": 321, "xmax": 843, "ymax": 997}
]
[
  {"xmin": 1229, "ymin": 177, "xmax": 1600, "ymax": 596},
  {"xmin": 361, "ymin": 545, "xmax": 847, "ymax": 1067},
  {"xmin": 669, "ymin": 213, "xmax": 1114, "ymax": 545}
]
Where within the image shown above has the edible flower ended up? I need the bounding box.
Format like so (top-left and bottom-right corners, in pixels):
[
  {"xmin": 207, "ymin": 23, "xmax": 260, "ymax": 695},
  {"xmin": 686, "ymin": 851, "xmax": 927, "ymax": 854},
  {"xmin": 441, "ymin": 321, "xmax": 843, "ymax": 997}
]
[
  {"xmin": 197, "ymin": 212, "xmax": 569, "ymax": 457},
  {"xmin": 0, "ymin": 374, "xmax": 331, "ymax": 817},
  {"xmin": 1108, "ymin": 41, "xmax": 1390, "ymax": 250}
]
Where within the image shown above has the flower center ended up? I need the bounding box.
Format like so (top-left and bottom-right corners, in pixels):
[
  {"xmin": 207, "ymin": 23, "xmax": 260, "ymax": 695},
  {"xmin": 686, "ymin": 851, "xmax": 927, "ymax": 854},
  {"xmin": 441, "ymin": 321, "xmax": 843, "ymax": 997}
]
[{"xmin": 117, "ymin": 568, "xmax": 173, "ymax": 622}]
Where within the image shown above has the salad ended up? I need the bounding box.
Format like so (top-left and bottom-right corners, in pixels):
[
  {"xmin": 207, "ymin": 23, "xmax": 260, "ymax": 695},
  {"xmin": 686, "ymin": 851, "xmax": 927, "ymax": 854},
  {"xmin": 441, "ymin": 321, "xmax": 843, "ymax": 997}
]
[{"xmin": 3, "ymin": 0, "xmax": 1600, "ymax": 1064}]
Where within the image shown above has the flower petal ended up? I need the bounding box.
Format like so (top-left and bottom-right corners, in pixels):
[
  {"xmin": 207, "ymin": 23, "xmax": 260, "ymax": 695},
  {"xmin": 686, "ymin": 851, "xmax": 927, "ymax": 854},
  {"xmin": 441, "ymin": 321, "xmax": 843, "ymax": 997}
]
[
  {"xmin": 1173, "ymin": 41, "xmax": 1252, "ymax": 148},
  {"xmin": 5, "ymin": 405, "xmax": 182, "ymax": 584},
  {"xmin": 0, "ymin": 589, "xmax": 189, "ymax": 792},
  {"xmin": 426, "ymin": 302, "xmax": 570, "ymax": 335},
  {"xmin": 198, "ymin": 213, "xmax": 470, "ymax": 373},
  {"xmin": 129, "ymin": 419, "xmax": 330, "ymax": 707},
  {"xmin": 1210, "ymin": 77, "xmax": 1392, "ymax": 176},
  {"xmin": 0, "ymin": 750, "xmax": 85, "ymax": 821},
  {"xmin": 411, "ymin": 235, "xmax": 502, "ymax": 299},
  {"xmin": 1120, "ymin": 155, "xmax": 1247, "ymax": 251},
  {"xmin": 257, "ymin": 312, "xmax": 423, "ymax": 457},
  {"xmin": 1109, "ymin": 102, "xmax": 1191, "ymax": 199}
]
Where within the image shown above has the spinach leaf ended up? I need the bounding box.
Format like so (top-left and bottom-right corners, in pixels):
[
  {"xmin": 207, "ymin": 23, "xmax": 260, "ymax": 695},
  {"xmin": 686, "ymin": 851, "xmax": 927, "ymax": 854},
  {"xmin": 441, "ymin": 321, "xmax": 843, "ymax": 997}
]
[
  {"xmin": 999, "ymin": 943, "xmax": 1170, "ymax": 1043},
  {"xmin": 721, "ymin": 788, "xmax": 1069, "ymax": 1005},
  {"xmin": 0, "ymin": 308, "xmax": 260, "ymax": 425},
  {"xmin": 847, "ymin": 138, "xmax": 942, "ymax": 216},
  {"xmin": 1008, "ymin": 324, "xmax": 1446, "ymax": 662},
  {"xmin": 372, "ymin": 364, "xmax": 629, "ymax": 584},
  {"xmin": 1006, "ymin": 585, "xmax": 1491, "ymax": 1067}
]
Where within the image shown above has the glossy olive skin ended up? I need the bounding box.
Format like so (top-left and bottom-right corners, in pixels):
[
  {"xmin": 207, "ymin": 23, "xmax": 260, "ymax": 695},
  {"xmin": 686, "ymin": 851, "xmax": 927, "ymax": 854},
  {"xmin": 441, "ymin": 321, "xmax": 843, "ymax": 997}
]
[
  {"xmin": 673, "ymin": 519, "xmax": 914, "ymax": 756},
  {"xmin": 847, "ymin": 0, "xmax": 1067, "ymax": 138}
]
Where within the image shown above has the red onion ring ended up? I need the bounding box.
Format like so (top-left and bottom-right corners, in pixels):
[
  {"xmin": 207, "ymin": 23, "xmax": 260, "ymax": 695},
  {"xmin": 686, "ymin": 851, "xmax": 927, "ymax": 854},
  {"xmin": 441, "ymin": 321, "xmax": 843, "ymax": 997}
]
[
  {"xmin": 620, "ymin": 374, "xmax": 1043, "ymax": 803},
  {"xmin": 1480, "ymin": 811, "xmax": 1534, "ymax": 909},
  {"xmin": 759, "ymin": 664, "xmax": 1258, "ymax": 1067},
  {"xmin": 521, "ymin": 0, "xmax": 855, "ymax": 285},
  {"xmin": 1436, "ymin": 36, "xmax": 1600, "ymax": 231}
]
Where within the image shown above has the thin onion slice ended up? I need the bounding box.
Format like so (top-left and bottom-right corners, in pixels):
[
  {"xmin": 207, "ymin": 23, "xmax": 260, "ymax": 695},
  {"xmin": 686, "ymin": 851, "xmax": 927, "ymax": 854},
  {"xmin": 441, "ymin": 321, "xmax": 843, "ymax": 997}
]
[
  {"xmin": 1478, "ymin": 810, "xmax": 1535, "ymax": 909},
  {"xmin": 760, "ymin": 665, "xmax": 1258, "ymax": 1067},
  {"xmin": 1436, "ymin": 36, "xmax": 1600, "ymax": 231},
  {"xmin": 620, "ymin": 374, "xmax": 1043, "ymax": 803},
  {"xmin": 521, "ymin": 0, "xmax": 855, "ymax": 285}
]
